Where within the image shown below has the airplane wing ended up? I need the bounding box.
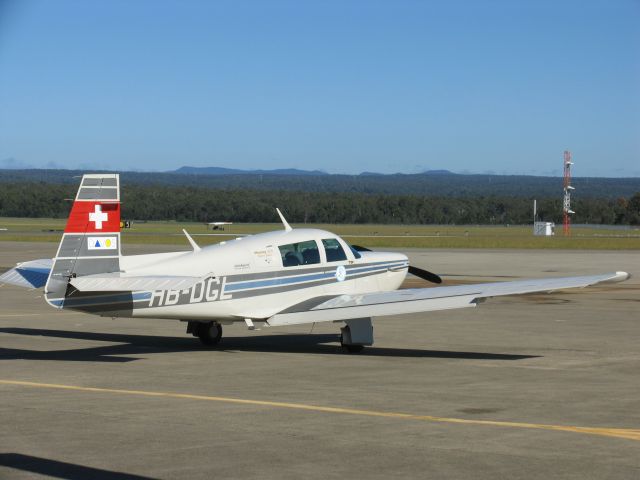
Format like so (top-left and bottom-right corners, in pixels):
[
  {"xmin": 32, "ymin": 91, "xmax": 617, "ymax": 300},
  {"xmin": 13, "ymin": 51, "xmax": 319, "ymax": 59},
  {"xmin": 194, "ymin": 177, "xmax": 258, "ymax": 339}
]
[
  {"xmin": 267, "ymin": 271, "xmax": 630, "ymax": 326},
  {"xmin": 0, "ymin": 259, "xmax": 53, "ymax": 289},
  {"xmin": 69, "ymin": 273, "xmax": 203, "ymax": 292}
]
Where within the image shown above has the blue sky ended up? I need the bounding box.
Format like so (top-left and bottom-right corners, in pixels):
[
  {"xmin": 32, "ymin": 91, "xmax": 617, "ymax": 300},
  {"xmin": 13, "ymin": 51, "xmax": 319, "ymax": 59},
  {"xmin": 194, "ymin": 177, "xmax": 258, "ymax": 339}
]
[{"xmin": 0, "ymin": 0, "xmax": 638, "ymax": 176}]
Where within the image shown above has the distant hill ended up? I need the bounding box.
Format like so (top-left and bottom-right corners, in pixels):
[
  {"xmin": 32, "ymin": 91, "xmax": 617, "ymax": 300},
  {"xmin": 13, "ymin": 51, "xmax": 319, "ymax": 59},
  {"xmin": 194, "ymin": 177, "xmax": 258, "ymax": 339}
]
[
  {"xmin": 173, "ymin": 166, "xmax": 328, "ymax": 176},
  {"xmin": 0, "ymin": 168, "xmax": 638, "ymax": 199},
  {"xmin": 173, "ymin": 166, "xmax": 455, "ymax": 176},
  {"xmin": 360, "ymin": 170, "xmax": 454, "ymax": 176},
  {"xmin": 422, "ymin": 169, "xmax": 454, "ymax": 175}
]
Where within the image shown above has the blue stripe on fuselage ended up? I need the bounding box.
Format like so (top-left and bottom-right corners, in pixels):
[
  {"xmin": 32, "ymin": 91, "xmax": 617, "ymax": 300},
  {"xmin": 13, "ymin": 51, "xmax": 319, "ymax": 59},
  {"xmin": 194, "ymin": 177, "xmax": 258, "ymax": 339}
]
[
  {"xmin": 50, "ymin": 291, "xmax": 151, "ymax": 308},
  {"xmin": 50, "ymin": 261, "xmax": 408, "ymax": 308},
  {"xmin": 225, "ymin": 261, "xmax": 407, "ymax": 292}
]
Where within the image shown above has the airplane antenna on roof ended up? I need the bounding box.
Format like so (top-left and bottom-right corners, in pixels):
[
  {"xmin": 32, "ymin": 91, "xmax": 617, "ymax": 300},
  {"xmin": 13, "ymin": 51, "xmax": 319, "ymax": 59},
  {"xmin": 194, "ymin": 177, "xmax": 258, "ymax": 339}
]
[
  {"xmin": 182, "ymin": 229, "xmax": 201, "ymax": 252},
  {"xmin": 276, "ymin": 208, "xmax": 292, "ymax": 231}
]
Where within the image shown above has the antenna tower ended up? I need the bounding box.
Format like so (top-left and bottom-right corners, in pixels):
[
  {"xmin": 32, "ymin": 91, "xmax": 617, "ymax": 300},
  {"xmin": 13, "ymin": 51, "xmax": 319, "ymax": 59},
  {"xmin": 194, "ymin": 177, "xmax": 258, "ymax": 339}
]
[{"xmin": 562, "ymin": 150, "xmax": 574, "ymax": 236}]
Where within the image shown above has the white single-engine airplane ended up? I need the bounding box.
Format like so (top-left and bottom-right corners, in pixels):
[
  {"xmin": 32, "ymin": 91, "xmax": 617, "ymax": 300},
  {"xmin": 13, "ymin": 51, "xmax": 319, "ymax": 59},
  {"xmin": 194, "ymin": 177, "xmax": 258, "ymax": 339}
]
[
  {"xmin": 207, "ymin": 221, "xmax": 233, "ymax": 231},
  {"xmin": 0, "ymin": 174, "xmax": 631, "ymax": 352}
]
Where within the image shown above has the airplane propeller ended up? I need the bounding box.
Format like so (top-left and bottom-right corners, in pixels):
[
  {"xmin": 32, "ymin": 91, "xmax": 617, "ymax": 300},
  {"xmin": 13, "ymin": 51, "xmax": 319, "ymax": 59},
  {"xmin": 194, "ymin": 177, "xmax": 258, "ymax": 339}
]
[
  {"xmin": 351, "ymin": 245, "xmax": 443, "ymax": 284},
  {"xmin": 407, "ymin": 265, "xmax": 443, "ymax": 284}
]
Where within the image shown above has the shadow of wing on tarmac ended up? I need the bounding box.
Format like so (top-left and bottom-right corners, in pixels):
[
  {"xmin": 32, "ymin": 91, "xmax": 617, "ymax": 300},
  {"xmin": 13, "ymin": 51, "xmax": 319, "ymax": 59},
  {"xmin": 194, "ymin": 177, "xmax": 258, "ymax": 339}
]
[
  {"xmin": 219, "ymin": 334, "xmax": 540, "ymax": 360},
  {"xmin": 0, "ymin": 327, "xmax": 201, "ymax": 363},
  {"xmin": 0, "ymin": 327, "xmax": 540, "ymax": 361},
  {"xmin": 0, "ymin": 453, "xmax": 156, "ymax": 480}
]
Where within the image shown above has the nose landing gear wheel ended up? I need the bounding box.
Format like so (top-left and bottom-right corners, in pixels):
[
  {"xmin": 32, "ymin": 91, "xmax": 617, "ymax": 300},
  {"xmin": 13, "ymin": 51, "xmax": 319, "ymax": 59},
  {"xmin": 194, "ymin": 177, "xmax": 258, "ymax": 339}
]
[{"xmin": 196, "ymin": 321, "xmax": 222, "ymax": 346}]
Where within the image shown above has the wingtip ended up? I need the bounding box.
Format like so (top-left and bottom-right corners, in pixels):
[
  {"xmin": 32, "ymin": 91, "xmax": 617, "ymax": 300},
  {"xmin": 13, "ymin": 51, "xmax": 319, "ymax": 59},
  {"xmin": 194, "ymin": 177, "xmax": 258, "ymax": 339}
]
[
  {"xmin": 607, "ymin": 271, "xmax": 631, "ymax": 283},
  {"xmin": 616, "ymin": 271, "xmax": 631, "ymax": 281}
]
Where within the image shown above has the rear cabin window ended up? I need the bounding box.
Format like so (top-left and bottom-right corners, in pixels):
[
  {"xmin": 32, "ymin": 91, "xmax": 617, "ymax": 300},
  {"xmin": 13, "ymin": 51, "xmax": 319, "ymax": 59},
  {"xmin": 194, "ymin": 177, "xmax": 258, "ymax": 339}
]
[
  {"xmin": 322, "ymin": 238, "xmax": 347, "ymax": 262},
  {"xmin": 279, "ymin": 240, "xmax": 320, "ymax": 267}
]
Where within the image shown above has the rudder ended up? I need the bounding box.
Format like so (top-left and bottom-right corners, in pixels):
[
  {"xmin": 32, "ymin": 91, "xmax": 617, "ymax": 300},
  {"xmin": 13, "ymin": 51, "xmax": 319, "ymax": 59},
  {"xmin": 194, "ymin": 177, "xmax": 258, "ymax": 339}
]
[{"xmin": 45, "ymin": 174, "xmax": 121, "ymax": 307}]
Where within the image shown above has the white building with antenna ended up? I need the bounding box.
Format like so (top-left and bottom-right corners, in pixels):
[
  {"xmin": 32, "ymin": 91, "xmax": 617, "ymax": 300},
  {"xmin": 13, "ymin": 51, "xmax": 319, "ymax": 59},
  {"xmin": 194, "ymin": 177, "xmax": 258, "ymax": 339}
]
[{"xmin": 533, "ymin": 199, "xmax": 555, "ymax": 236}]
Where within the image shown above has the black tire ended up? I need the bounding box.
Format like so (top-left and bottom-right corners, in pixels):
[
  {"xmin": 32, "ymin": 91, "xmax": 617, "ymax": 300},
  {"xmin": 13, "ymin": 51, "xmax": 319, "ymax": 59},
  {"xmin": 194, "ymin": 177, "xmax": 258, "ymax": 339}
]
[
  {"xmin": 197, "ymin": 322, "xmax": 222, "ymax": 346},
  {"xmin": 343, "ymin": 344, "xmax": 365, "ymax": 353},
  {"xmin": 340, "ymin": 333, "xmax": 365, "ymax": 353}
]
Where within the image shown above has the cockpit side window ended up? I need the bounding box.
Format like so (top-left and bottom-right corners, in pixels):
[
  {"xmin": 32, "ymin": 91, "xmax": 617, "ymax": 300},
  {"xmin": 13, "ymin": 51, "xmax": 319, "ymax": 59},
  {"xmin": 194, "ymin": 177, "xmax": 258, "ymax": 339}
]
[
  {"xmin": 278, "ymin": 240, "xmax": 320, "ymax": 267},
  {"xmin": 322, "ymin": 238, "xmax": 347, "ymax": 262}
]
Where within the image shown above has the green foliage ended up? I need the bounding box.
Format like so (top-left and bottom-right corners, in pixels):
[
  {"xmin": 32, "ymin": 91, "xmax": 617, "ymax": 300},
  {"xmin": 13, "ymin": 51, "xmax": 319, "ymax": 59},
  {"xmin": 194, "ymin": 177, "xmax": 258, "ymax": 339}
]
[
  {"xmin": 0, "ymin": 180, "xmax": 638, "ymax": 226},
  {"xmin": 1, "ymin": 168, "xmax": 640, "ymax": 198},
  {"xmin": 626, "ymin": 193, "xmax": 640, "ymax": 225}
]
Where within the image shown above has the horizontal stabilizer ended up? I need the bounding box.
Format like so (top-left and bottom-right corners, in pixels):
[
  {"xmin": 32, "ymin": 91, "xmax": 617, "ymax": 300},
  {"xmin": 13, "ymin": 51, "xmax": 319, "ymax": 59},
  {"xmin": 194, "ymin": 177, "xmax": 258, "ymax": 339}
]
[
  {"xmin": 267, "ymin": 271, "xmax": 630, "ymax": 326},
  {"xmin": 70, "ymin": 273, "xmax": 203, "ymax": 292},
  {"xmin": 0, "ymin": 259, "xmax": 53, "ymax": 289}
]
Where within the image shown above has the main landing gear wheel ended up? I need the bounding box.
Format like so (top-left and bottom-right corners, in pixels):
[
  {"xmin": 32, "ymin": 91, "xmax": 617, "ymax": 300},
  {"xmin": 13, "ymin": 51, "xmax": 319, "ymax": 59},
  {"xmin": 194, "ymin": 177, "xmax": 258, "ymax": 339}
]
[
  {"xmin": 190, "ymin": 321, "xmax": 222, "ymax": 346},
  {"xmin": 340, "ymin": 334, "xmax": 365, "ymax": 354}
]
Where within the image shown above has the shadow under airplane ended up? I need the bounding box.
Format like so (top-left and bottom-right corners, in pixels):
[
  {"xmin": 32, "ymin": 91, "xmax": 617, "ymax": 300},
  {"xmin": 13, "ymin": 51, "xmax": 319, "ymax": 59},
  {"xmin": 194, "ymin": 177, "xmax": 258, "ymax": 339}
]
[
  {"xmin": 0, "ymin": 327, "xmax": 541, "ymax": 362},
  {"xmin": 0, "ymin": 453, "xmax": 157, "ymax": 480}
]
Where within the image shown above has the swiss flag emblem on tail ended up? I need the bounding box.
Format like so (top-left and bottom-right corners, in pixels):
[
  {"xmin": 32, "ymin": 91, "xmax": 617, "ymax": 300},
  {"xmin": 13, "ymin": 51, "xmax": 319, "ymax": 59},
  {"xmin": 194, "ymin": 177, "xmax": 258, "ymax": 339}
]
[
  {"xmin": 65, "ymin": 201, "xmax": 120, "ymax": 233},
  {"xmin": 89, "ymin": 205, "xmax": 108, "ymax": 229}
]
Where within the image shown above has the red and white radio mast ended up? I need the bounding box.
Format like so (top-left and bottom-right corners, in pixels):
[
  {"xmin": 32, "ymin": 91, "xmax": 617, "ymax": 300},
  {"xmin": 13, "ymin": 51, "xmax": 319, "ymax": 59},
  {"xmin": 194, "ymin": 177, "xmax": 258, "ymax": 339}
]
[{"xmin": 562, "ymin": 150, "xmax": 574, "ymax": 236}]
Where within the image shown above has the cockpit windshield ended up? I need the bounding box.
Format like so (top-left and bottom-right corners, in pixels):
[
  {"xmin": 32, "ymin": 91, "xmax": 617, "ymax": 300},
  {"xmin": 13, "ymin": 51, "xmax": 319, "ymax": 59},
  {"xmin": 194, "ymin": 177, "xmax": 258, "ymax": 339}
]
[
  {"xmin": 278, "ymin": 240, "xmax": 320, "ymax": 267},
  {"xmin": 322, "ymin": 238, "xmax": 347, "ymax": 262}
]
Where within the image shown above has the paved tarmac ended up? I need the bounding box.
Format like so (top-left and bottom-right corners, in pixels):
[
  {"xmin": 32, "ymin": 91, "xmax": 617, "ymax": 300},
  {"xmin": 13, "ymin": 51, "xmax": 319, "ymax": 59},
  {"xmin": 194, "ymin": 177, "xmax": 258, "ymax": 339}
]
[{"xmin": 1, "ymin": 242, "xmax": 639, "ymax": 479}]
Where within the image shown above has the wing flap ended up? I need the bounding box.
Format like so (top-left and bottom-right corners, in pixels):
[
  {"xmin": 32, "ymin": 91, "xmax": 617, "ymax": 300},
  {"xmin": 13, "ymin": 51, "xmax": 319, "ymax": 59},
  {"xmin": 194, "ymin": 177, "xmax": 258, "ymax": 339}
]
[
  {"xmin": 268, "ymin": 292, "xmax": 479, "ymax": 326},
  {"xmin": 0, "ymin": 259, "xmax": 53, "ymax": 289},
  {"xmin": 268, "ymin": 271, "xmax": 630, "ymax": 326},
  {"xmin": 70, "ymin": 273, "xmax": 202, "ymax": 292}
]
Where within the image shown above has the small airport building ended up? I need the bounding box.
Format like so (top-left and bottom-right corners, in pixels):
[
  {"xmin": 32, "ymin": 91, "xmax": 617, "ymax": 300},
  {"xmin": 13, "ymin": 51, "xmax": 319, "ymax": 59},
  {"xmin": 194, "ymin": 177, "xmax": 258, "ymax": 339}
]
[{"xmin": 533, "ymin": 221, "xmax": 555, "ymax": 236}]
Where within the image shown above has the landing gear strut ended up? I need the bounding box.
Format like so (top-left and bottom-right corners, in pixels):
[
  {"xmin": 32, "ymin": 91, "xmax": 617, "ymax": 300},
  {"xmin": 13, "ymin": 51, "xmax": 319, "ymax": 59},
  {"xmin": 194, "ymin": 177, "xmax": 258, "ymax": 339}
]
[
  {"xmin": 340, "ymin": 318, "xmax": 373, "ymax": 354},
  {"xmin": 187, "ymin": 321, "xmax": 222, "ymax": 346}
]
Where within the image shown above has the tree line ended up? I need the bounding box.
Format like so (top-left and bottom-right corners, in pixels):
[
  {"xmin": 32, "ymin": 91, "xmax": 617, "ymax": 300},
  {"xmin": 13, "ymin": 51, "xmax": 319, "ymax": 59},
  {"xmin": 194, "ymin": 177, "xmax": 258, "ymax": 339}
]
[
  {"xmin": 1, "ymin": 182, "xmax": 638, "ymax": 225},
  {"xmin": 2, "ymin": 168, "xmax": 640, "ymax": 199}
]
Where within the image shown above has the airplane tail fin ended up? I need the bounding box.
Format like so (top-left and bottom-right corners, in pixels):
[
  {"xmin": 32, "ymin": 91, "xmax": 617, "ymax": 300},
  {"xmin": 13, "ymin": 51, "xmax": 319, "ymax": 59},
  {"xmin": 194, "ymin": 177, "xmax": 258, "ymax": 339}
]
[{"xmin": 45, "ymin": 174, "xmax": 121, "ymax": 307}]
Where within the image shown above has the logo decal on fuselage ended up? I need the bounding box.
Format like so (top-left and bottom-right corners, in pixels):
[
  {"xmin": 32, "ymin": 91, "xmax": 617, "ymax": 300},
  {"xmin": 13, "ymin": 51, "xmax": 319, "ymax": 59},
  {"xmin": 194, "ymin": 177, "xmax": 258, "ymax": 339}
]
[{"xmin": 335, "ymin": 265, "xmax": 347, "ymax": 282}]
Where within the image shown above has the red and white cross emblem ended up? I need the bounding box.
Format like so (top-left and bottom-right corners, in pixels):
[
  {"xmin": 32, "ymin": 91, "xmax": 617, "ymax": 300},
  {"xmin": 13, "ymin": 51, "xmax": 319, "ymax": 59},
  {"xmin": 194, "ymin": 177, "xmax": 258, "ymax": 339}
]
[{"xmin": 89, "ymin": 204, "xmax": 108, "ymax": 230}]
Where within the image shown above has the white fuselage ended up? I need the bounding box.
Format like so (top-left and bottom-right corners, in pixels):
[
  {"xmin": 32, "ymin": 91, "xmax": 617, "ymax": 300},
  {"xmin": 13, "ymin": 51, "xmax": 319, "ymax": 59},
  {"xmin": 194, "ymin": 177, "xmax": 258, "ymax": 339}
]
[{"xmin": 105, "ymin": 228, "xmax": 409, "ymax": 323}]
